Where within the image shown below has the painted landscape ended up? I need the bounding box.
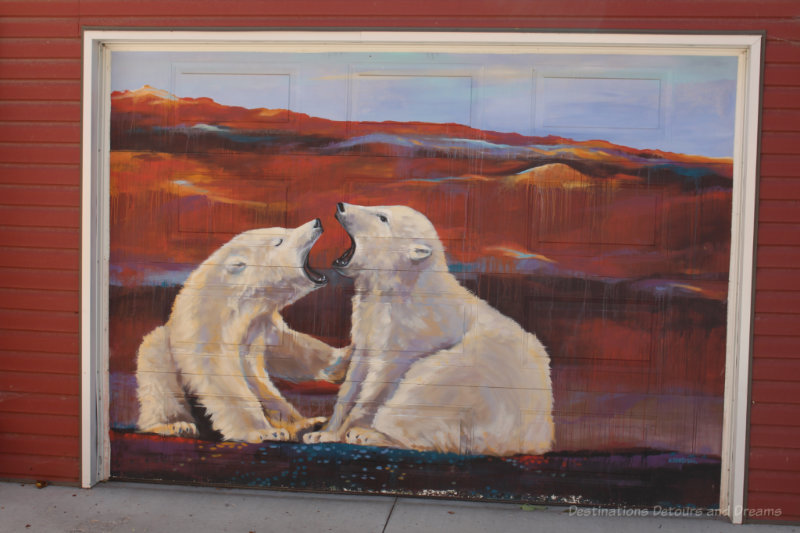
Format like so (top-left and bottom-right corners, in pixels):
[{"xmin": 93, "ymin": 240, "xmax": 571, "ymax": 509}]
[{"xmin": 109, "ymin": 85, "xmax": 732, "ymax": 507}]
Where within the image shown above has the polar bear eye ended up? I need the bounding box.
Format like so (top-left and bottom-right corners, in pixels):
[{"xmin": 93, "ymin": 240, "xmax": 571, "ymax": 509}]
[
  {"xmin": 225, "ymin": 260, "xmax": 247, "ymax": 274},
  {"xmin": 376, "ymin": 214, "xmax": 389, "ymax": 224},
  {"xmin": 273, "ymin": 238, "xmax": 283, "ymax": 247}
]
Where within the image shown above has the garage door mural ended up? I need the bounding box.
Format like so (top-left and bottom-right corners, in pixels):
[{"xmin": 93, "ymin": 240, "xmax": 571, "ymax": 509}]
[{"xmin": 108, "ymin": 47, "xmax": 737, "ymax": 508}]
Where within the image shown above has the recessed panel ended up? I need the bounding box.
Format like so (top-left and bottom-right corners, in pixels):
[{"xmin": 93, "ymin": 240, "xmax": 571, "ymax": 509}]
[
  {"xmin": 539, "ymin": 76, "xmax": 662, "ymax": 130},
  {"xmin": 352, "ymin": 74, "xmax": 473, "ymax": 126},
  {"xmin": 174, "ymin": 68, "xmax": 291, "ymax": 124}
]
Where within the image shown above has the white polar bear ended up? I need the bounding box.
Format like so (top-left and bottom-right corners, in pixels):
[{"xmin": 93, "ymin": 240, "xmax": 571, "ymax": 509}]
[
  {"xmin": 304, "ymin": 203, "xmax": 554, "ymax": 456},
  {"xmin": 136, "ymin": 219, "xmax": 351, "ymax": 443}
]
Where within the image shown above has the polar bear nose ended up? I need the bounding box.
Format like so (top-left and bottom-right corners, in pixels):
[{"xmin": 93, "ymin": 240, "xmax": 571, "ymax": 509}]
[
  {"xmin": 314, "ymin": 218, "xmax": 322, "ymax": 229},
  {"xmin": 337, "ymin": 202, "xmax": 345, "ymax": 213}
]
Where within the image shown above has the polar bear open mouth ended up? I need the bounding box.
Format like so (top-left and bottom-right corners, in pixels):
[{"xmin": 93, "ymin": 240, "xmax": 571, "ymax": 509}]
[
  {"xmin": 303, "ymin": 250, "xmax": 328, "ymax": 285},
  {"xmin": 333, "ymin": 230, "xmax": 356, "ymax": 268}
]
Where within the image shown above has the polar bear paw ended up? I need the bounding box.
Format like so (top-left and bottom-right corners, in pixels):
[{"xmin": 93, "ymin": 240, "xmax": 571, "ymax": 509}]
[
  {"xmin": 287, "ymin": 416, "xmax": 327, "ymax": 439},
  {"xmin": 302, "ymin": 430, "xmax": 340, "ymax": 444},
  {"xmin": 253, "ymin": 428, "xmax": 291, "ymax": 443},
  {"xmin": 141, "ymin": 422, "xmax": 198, "ymax": 439},
  {"xmin": 233, "ymin": 427, "xmax": 291, "ymax": 443},
  {"xmin": 344, "ymin": 427, "xmax": 394, "ymax": 447}
]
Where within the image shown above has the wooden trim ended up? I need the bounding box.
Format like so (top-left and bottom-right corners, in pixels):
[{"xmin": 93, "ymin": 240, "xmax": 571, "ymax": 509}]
[{"xmin": 80, "ymin": 32, "xmax": 764, "ymax": 518}]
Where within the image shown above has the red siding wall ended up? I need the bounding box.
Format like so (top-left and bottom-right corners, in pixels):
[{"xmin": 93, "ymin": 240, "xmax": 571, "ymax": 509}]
[{"xmin": 0, "ymin": 0, "xmax": 798, "ymax": 521}]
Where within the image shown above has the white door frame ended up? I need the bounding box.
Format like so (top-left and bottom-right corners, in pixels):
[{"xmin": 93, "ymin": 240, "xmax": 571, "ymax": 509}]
[{"xmin": 80, "ymin": 30, "xmax": 763, "ymax": 523}]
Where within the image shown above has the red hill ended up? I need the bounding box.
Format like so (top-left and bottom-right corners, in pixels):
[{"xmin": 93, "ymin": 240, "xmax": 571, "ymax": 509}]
[
  {"xmin": 112, "ymin": 86, "xmax": 730, "ymax": 170},
  {"xmin": 109, "ymin": 85, "xmax": 733, "ymax": 287}
]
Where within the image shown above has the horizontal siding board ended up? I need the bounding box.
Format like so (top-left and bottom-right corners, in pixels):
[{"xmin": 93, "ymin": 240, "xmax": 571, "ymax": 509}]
[
  {"xmin": 0, "ymin": 351, "xmax": 78, "ymax": 374},
  {"xmin": 73, "ymin": 15, "xmax": 451, "ymax": 28},
  {"xmin": 0, "ymin": 102, "xmax": 80, "ymax": 122},
  {"xmin": 759, "ymin": 177, "xmax": 800, "ymax": 199},
  {"xmin": 0, "ymin": 330, "xmax": 78, "ymax": 355},
  {"xmin": 0, "ymin": 247, "xmax": 80, "ymax": 271},
  {"xmin": 0, "ymin": 80, "xmax": 81, "ymax": 101},
  {"xmin": 0, "ymin": 412, "xmax": 78, "ymax": 437},
  {"xmin": 764, "ymin": 40, "xmax": 800, "ymax": 64},
  {"xmin": 751, "ymin": 381, "xmax": 800, "ymax": 404},
  {"xmin": 0, "ymin": 206, "xmax": 79, "ymax": 228},
  {"xmin": 0, "ymin": 143, "xmax": 80, "ymax": 165},
  {"xmin": 0, "ymin": 123, "xmax": 81, "ymax": 143},
  {"xmin": 70, "ymin": 16, "xmax": 800, "ymax": 34},
  {"xmin": 750, "ymin": 403, "xmax": 800, "ymax": 427},
  {"xmin": 0, "ymin": 453, "xmax": 79, "ymax": 481},
  {"xmin": 751, "ymin": 358, "xmax": 800, "ymax": 382},
  {"xmin": 734, "ymin": 493, "xmax": 800, "ymax": 522},
  {"xmin": 748, "ymin": 471, "xmax": 800, "ymax": 496},
  {"xmin": 0, "ymin": 227, "xmax": 79, "ymax": 248},
  {"xmin": 750, "ymin": 447, "xmax": 800, "ymax": 472},
  {"xmin": 0, "ymin": 288, "xmax": 78, "ymax": 312},
  {"xmin": 753, "ymin": 313, "xmax": 800, "ymax": 336},
  {"xmin": 755, "ymin": 269, "xmax": 800, "ymax": 292},
  {"xmin": 750, "ymin": 424, "xmax": 800, "ymax": 448},
  {"xmin": 0, "ymin": 249, "xmax": 80, "ymax": 272},
  {"xmin": 0, "ymin": 38, "xmax": 82, "ymax": 59},
  {"xmin": 72, "ymin": 0, "xmax": 800, "ymax": 18},
  {"xmin": 757, "ymin": 200, "xmax": 800, "ymax": 223},
  {"xmin": 0, "ymin": 19, "xmax": 78, "ymax": 39},
  {"xmin": 0, "ymin": 308, "xmax": 79, "ymax": 333},
  {"xmin": 0, "ymin": 164, "xmax": 79, "ymax": 186},
  {"xmin": 753, "ymin": 335, "xmax": 800, "ymax": 359},
  {"xmin": 762, "ymin": 87, "xmax": 800, "ymax": 110},
  {"xmin": 763, "ymin": 64, "xmax": 800, "ymax": 88},
  {"xmin": 759, "ymin": 154, "xmax": 800, "ymax": 177},
  {"xmin": 0, "ymin": 1, "xmax": 78, "ymax": 17},
  {"xmin": 73, "ymin": 11, "xmax": 800, "ymax": 25},
  {"xmin": 762, "ymin": 109, "xmax": 800, "ymax": 133},
  {"xmin": 758, "ymin": 223, "xmax": 800, "ymax": 246},
  {"xmin": 0, "ymin": 371, "xmax": 79, "ymax": 396},
  {"xmin": 0, "ymin": 391, "xmax": 79, "ymax": 416},
  {"xmin": 0, "ymin": 268, "xmax": 78, "ymax": 291},
  {"xmin": 754, "ymin": 289, "xmax": 800, "ymax": 312},
  {"xmin": 760, "ymin": 133, "xmax": 800, "ymax": 155},
  {"xmin": 0, "ymin": 433, "xmax": 79, "ymax": 458},
  {"xmin": 755, "ymin": 247, "xmax": 800, "ymax": 269},
  {"xmin": 0, "ymin": 59, "xmax": 81, "ymax": 80},
  {"xmin": 753, "ymin": 332, "xmax": 798, "ymax": 360}
]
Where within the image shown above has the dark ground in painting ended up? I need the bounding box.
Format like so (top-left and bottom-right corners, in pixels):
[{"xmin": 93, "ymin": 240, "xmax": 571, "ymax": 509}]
[{"xmin": 111, "ymin": 431, "xmax": 720, "ymax": 509}]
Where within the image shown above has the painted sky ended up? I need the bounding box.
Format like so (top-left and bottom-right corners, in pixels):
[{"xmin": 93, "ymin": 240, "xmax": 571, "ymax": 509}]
[{"xmin": 112, "ymin": 51, "xmax": 738, "ymax": 158}]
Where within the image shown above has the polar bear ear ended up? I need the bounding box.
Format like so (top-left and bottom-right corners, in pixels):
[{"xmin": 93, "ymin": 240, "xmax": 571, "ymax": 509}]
[{"xmin": 408, "ymin": 243, "xmax": 432, "ymax": 262}]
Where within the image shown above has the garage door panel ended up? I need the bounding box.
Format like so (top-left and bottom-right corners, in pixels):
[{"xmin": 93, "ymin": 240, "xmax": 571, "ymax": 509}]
[
  {"xmin": 108, "ymin": 44, "xmax": 736, "ymax": 509},
  {"xmin": 349, "ymin": 64, "xmax": 482, "ymax": 130}
]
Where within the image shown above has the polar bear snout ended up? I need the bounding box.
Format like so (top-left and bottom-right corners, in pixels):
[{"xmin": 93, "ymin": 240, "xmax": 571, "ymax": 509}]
[
  {"xmin": 295, "ymin": 217, "xmax": 323, "ymax": 238},
  {"xmin": 289, "ymin": 218, "xmax": 324, "ymax": 251},
  {"xmin": 334, "ymin": 202, "xmax": 348, "ymax": 227},
  {"xmin": 294, "ymin": 219, "xmax": 327, "ymax": 286}
]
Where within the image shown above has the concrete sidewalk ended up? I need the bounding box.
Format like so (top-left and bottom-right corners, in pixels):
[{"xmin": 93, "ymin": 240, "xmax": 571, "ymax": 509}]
[{"xmin": 0, "ymin": 481, "xmax": 796, "ymax": 533}]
